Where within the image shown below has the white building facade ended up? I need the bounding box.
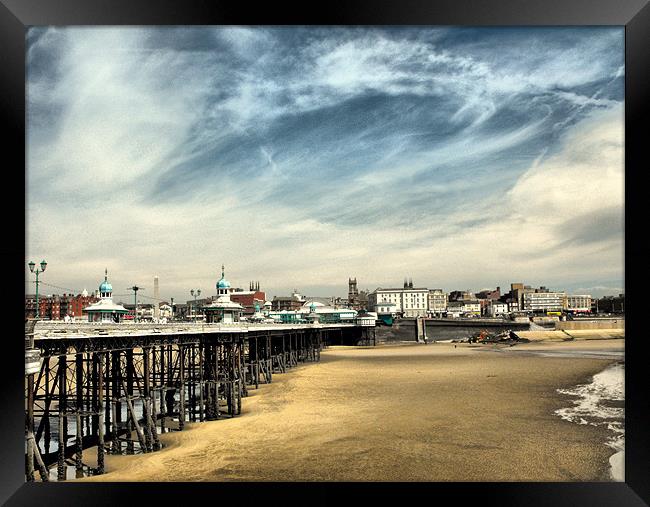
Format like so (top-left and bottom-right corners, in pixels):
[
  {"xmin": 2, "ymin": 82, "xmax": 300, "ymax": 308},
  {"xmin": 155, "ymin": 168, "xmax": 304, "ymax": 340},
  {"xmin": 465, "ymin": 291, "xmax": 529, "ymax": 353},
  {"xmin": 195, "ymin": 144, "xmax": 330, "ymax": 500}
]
[
  {"xmin": 428, "ymin": 289, "xmax": 448, "ymax": 316},
  {"xmin": 565, "ymin": 294, "xmax": 592, "ymax": 313},
  {"xmin": 369, "ymin": 287, "xmax": 429, "ymax": 317},
  {"xmin": 522, "ymin": 291, "xmax": 566, "ymax": 313},
  {"xmin": 462, "ymin": 300, "xmax": 481, "ymax": 316},
  {"xmin": 487, "ymin": 301, "xmax": 509, "ymax": 317}
]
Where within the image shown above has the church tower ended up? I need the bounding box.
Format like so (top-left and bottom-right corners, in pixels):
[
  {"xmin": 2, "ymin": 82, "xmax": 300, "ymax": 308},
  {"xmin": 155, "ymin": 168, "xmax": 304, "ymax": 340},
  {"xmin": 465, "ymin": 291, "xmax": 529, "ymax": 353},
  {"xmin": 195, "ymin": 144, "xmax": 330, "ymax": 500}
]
[{"xmin": 348, "ymin": 277, "xmax": 359, "ymax": 309}]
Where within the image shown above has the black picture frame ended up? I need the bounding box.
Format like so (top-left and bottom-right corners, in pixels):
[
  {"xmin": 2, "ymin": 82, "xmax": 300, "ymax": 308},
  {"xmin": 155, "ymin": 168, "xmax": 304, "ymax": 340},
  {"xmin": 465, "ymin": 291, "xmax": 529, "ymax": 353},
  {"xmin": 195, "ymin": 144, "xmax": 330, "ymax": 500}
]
[{"xmin": 2, "ymin": 1, "xmax": 648, "ymax": 505}]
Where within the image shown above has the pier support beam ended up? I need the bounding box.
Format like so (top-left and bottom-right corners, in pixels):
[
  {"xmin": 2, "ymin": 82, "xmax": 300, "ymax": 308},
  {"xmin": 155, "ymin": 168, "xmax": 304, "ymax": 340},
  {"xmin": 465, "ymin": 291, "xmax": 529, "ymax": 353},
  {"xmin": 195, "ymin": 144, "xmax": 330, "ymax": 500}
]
[
  {"xmin": 97, "ymin": 353, "xmax": 105, "ymax": 475},
  {"xmin": 179, "ymin": 345, "xmax": 186, "ymax": 430},
  {"xmin": 57, "ymin": 354, "xmax": 67, "ymax": 481}
]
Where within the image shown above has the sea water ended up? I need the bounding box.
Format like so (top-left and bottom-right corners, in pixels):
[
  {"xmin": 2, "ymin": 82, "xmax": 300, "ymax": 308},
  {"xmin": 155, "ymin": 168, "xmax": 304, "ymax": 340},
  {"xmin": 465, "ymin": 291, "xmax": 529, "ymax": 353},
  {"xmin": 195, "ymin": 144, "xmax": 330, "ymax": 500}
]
[{"xmin": 555, "ymin": 362, "xmax": 625, "ymax": 481}]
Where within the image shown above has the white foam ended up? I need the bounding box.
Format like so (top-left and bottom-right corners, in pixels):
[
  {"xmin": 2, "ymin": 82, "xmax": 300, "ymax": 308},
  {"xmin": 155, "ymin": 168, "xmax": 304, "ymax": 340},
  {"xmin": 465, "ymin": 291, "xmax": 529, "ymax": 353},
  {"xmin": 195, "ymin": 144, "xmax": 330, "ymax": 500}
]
[
  {"xmin": 609, "ymin": 449, "xmax": 625, "ymax": 482},
  {"xmin": 554, "ymin": 362, "xmax": 625, "ymax": 481}
]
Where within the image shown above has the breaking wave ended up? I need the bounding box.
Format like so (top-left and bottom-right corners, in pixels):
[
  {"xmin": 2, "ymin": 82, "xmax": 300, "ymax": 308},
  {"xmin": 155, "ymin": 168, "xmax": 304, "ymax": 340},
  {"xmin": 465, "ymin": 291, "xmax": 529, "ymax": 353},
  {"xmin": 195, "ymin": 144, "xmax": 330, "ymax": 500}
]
[{"xmin": 554, "ymin": 362, "xmax": 624, "ymax": 481}]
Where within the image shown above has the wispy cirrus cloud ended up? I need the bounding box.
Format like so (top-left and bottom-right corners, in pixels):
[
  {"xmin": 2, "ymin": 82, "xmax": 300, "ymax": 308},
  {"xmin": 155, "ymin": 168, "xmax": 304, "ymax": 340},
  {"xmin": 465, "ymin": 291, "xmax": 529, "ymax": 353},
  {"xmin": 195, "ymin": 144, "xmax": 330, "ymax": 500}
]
[{"xmin": 26, "ymin": 27, "xmax": 624, "ymax": 301}]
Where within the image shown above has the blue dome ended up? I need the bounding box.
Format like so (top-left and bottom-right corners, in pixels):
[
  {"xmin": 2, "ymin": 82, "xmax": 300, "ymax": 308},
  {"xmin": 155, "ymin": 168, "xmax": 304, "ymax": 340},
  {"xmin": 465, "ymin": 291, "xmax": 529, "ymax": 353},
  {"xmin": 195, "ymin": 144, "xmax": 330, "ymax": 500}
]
[
  {"xmin": 99, "ymin": 269, "xmax": 112, "ymax": 293},
  {"xmin": 216, "ymin": 264, "xmax": 230, "ymax": 289},
  {"xmin": 99, "ymin": 280, "xmax": 113, "ymax": 292},
  {"xmin": 216, "ymin": 277, "xmax": 230, "ymax": 289}
]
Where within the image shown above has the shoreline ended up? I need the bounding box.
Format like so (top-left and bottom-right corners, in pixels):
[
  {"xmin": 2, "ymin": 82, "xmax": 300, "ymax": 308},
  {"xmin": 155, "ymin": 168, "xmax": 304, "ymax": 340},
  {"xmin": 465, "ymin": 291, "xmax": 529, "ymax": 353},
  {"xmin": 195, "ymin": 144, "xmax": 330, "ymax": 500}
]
[
  {"xmin": 78, "ymin": 340, "xmax": 623, "ymax": 482},
  {"xmin": 554, "ymin": 361, "xmax": 625, "ymax": 482}
]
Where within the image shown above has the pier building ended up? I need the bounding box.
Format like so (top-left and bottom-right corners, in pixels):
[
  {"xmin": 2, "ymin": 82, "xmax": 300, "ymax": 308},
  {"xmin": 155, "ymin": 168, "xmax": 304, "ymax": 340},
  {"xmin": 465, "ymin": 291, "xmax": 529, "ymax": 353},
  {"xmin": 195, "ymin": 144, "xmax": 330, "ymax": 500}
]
[
  {"xmin": 203, "ymin": 265, "xmax": 244, "ymax": 324},
  {"xmin": 267, "ymin": 301, "xmax": 357, "ymax": 324},
  {"xmin": 83, "ymin": 270, "xmax": 129, "ymax": 323}
]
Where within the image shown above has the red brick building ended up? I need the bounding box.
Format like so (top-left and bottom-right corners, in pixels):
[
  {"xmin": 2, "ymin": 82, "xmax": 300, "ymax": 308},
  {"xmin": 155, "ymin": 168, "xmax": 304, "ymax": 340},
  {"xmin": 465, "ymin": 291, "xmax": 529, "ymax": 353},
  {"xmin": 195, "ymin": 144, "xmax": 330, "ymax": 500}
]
[
  {"xmin": 25, "ymin": 294, "xmax": 61, "ymax": 319},
  {"xmin": 230, "ymin": 290, "xmax": 266, "ymax": 315},
  {"xmin": 25, "ymin": 292, "xmax": 99, "ymax": 320},
  {"xmin": 68, "ymin": 293, "xmax": 100, "ymax": 319}
]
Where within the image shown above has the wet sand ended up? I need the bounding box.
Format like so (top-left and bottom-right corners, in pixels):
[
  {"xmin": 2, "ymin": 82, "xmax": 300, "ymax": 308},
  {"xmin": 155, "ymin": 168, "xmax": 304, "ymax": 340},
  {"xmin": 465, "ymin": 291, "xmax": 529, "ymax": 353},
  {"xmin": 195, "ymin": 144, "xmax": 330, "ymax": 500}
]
[{"xmin": 82, "ymin": 340, "xmax": 623, "ymax": 482}]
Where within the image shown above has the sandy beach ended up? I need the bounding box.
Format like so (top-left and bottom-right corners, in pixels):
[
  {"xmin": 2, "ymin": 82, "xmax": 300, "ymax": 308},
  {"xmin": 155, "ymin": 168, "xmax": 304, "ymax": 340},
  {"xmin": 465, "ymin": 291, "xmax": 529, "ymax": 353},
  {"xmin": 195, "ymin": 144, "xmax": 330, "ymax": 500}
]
[{"xmin": 80, "ymin": 339, "xmax": 624, "ymax": 482}]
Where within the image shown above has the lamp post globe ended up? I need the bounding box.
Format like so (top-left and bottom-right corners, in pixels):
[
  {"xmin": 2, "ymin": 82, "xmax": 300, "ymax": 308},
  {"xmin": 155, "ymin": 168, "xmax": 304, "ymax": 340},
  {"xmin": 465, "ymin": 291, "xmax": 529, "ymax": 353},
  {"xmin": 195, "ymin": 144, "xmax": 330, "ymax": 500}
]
[{"xmin": 28, "ymin": 259, "xmax": 46, "ymax": 319}]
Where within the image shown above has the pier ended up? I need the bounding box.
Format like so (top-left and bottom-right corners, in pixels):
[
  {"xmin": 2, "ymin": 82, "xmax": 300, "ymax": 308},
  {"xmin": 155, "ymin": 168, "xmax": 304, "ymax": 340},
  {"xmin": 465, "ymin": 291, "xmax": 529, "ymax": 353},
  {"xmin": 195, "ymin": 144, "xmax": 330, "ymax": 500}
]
[{"xmin": 24, "ymin": 320, "xmax": 375, "ymax": 481}]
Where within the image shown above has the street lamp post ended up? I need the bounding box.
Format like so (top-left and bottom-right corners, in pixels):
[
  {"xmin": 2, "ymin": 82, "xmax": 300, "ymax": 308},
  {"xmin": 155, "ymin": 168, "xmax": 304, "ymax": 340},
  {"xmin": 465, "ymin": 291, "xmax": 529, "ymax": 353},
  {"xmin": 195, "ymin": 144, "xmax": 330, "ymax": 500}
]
[
  {"xmin": 190, "ymin": 289, "xmax": 201, "ymax": 322},
  {"xmin": 128, "ymin": 286, "xmax": 143, "ymax": 322},
  {"xmin": 28, "ymin": 259, "xmax": 47, "ymax": 318},
  {"xmin": 170, "ymin": 297, "xmax": 174, "ymax": 321}
]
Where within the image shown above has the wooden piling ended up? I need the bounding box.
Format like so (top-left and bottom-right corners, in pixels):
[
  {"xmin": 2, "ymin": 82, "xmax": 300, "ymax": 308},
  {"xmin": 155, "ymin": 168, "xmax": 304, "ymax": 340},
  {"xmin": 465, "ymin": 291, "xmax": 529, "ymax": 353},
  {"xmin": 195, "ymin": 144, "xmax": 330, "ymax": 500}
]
[
  {"xmin": 142, "ymin": 348, "xmax": 153, "ymax": 453},
  {"xmin": 111, "ymin": 350, "xmax": 121, "ymax": 454},
  {"xmin": 178, "ymin": 345, "xmax": 185, "ymax": 430},
  {"xmin": 32, "ymin": 436, "xmax": 49, "ymax": 481},
  {"xmin": 125, "ymin": 350, "xmax": 135, "ymax": 454},
  {"xmin": 120, "ymin": 378, "xmax": 148, "ymax": 452},
  {"xmin": 159, "ymin": 345, "xmax": 166, "ymax": 433},
  {"xmin": 198, "ymin": 343, "xmax": 205, "ymax": 422},
  {"xmin": 44, "ymin": 358, "xmax": 51, "ymax": 457},
  {"xmin": 97, "ymin": 353, "xmax": 105, "ymax": 474},
  {"xmin": 75, "ymin": 353, "xmax": 83, "ymax": 474},
  {"xmin": 26, "ymin": 373, "xmax": 35, "ymax": 482},
  {"xmin": 57, "ymin": 355, "xmax": 66, "ymax": 481}
]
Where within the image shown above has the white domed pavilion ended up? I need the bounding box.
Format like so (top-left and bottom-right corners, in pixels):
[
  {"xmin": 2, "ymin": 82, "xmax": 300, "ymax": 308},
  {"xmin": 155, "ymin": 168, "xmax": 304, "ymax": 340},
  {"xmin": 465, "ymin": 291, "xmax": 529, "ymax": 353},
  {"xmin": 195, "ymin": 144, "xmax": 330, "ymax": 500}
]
[
  {"xmin": 84, "ymin": 269, "xmax": 129, "ymax": 323},
  {"xmin": 203, "ymin": 265, "xmax": 244, "ymax": 324}
]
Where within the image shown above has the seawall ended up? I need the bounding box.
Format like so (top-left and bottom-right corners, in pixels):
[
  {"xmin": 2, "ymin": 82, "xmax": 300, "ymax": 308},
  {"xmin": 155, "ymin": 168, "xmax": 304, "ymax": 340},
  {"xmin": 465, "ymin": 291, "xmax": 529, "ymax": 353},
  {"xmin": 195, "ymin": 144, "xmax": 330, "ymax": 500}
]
[
  {"xmin": 516, "ymin": 329, "xmax": 625, "ymax": 341},
  {"xmin": 556, "ymin": 318, "xmax": 624, "ymax": 331}
]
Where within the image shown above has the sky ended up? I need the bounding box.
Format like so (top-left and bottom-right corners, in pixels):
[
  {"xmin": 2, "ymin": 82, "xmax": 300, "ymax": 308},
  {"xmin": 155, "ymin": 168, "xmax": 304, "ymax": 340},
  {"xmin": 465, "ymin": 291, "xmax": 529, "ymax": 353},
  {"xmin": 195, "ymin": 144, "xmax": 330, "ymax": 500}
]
[{"xmin": 26, "ymin": 27, "xmax": 625, "ymax": 303}]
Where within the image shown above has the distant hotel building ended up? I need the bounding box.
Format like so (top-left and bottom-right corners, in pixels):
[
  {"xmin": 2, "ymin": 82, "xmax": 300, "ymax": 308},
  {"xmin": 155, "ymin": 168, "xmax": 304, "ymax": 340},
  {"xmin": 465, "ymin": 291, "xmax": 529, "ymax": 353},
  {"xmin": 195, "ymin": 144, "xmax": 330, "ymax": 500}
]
[
  {"xmin": 368, "ymin": 279, "xmax": 428, "ymax": 318},
  {"xmin": 428, "ymin": 289, "xmax": 447, "ymax": 316},
  {"xmin": 565, "ymin": 294, "xmax": 592, "ymax": 313},
  {"xmin": 522, "ymin": 290, "xmax": 566, "ymax": 313}
]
